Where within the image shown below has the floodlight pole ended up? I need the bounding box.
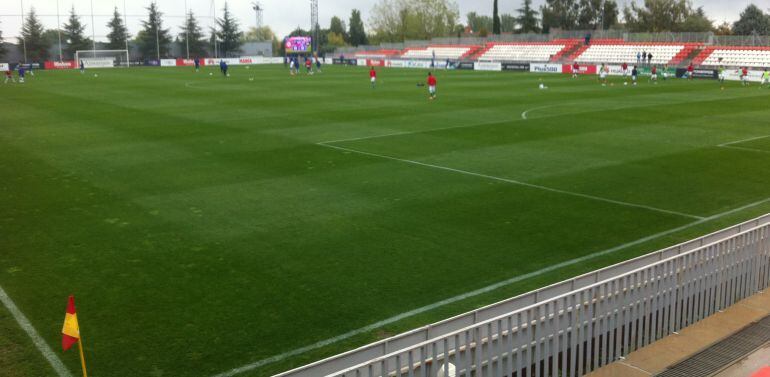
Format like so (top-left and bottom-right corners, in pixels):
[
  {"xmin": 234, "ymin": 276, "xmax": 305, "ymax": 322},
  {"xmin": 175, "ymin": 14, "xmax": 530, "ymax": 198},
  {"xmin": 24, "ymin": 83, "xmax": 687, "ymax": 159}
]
[
  {"xmin": 155, "ymin": 1, "xmax": 160, "ymax": 61},
  {"xmin": 90, "ymin": 0, "xmax": 96, "ymax": 57},
  {"xmin": 310, "ymin": 0, "xmax": 318, "ymax": 52},
  {"xmin": 56, "ymin": 0, "xmax": 63, "ymax": 61},
  {"xmin": 123, "ymin": 0, "xmax": 129, "ymax": 66},
  {"xmin": 184, "ymin": 0, "xmax": 190, "ymax": 59},
  {"xmin": 20, "ymin": 0, "xmax": 27, "ymax": 63}
]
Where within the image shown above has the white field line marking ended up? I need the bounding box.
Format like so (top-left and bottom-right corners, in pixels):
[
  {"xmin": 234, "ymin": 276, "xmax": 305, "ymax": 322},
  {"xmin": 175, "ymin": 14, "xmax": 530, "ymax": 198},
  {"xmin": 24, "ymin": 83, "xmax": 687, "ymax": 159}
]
[
  {"xmin": 719, "ymin": 145, "xmax": 770, "ymax": 154},
  {"xmin": 521, "ymin": 105, "xmax": 558, "ymax": 120},
  {"xmin": 320, "ymin": 92, "xmax": 740, "ymax": 146},
  {"xmin": 717, "ymin": 135, "xmax": 770, "ymax": 154},
  {"xmin": 213, "ymin": 196, "xmax": 770, "ymax": 377},
  {"xmin": 718, "ymin": 135, "xmax": 770, "ymax": 147},
  {"xmin": 318, "ymin": 118, "xmax": 522, "ymax": 145},
  {"xmin": 0, "ymin": 286, "xmax": 73, "ymax": 377},
  {"xmin": 318, "ymin": 143, "xmax": 704, "ymax": 220}
]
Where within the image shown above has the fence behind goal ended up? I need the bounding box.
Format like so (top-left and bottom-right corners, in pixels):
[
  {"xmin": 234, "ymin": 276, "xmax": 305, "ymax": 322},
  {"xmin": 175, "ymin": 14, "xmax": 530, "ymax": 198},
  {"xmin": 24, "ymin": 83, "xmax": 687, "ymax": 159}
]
[{"xmin": 276, "ymin": 214, "xmax": 770, "ymax": 377}]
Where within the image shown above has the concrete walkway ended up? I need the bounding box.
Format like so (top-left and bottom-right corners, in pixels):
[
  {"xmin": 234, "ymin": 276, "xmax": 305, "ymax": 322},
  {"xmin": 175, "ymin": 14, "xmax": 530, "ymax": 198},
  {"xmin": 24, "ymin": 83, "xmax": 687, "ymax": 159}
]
[{"xmin": 587, "ymin": 290, "xmax": 770, "ymax": 377}]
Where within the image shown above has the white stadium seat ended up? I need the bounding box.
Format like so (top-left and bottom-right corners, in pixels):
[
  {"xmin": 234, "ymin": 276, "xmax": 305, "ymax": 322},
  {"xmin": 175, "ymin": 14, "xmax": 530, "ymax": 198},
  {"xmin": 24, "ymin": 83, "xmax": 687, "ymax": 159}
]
[
  {"xmin": 478, "ymin": 44, "xmax": 566, "ymax": 62},
  {"xmin": 575, "ymin": 44, "xmax": 686, "ymax": 65},
  {"xmin": 699, "ymin": 49, "xmax": 770, "ymax": 68},
  {"xmin": 401, "ymin": 46, "xmax": 473, "ymax": 60}
]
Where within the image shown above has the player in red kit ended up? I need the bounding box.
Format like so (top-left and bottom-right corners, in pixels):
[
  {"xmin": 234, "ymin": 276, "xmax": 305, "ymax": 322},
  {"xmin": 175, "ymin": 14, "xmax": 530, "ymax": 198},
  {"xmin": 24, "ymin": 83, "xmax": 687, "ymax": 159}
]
[
  {"xmin": 572, "ymin": 62, "xmax": 580, "ymax": 78},
  {"xmin": 621, "ymin": 62, "xmax": 629, "ymax": 83},
  {"xmin": 427, "ymin": 72, "xmax": 437, "ymax": 100},
  {"xmin": 369, "ymin": 67, "xmax": 377, "ymax": 88},
  {"xmin": 4, "ymin": 68, "xmax": 14, "ymax": 84},
  {"xmin": 741, "ymin": 67, "xmax": 750, "ymax": 86},
  {"xmin": 687, "ymin": 63, "xmax": 694, "ymax": 80}
]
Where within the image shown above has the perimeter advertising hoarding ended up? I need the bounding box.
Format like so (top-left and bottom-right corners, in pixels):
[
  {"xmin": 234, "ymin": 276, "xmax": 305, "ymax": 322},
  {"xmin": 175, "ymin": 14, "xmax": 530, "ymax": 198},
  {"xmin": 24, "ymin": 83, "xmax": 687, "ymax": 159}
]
[
  {"xmin": 502, "ymin": 63, "xmax": 530, "ymax": 71},
  {"xmin": 530, "ymin": 63, "xmax": 563, "ymax": 73}
]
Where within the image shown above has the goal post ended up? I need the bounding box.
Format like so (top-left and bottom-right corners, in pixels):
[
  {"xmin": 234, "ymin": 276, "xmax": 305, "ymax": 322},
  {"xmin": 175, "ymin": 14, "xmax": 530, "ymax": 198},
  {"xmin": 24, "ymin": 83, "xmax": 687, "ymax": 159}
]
[{"xmin": 74, "ymin": 50, "xmax": 130, "ymax": 68}]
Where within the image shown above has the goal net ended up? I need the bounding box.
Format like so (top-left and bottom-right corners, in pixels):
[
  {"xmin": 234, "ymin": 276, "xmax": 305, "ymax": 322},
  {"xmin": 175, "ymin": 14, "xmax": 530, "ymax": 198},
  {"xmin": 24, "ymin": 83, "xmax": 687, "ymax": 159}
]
[{"xmin": 74, "ymin": 50, "xmax": 130, "ymax": 68}]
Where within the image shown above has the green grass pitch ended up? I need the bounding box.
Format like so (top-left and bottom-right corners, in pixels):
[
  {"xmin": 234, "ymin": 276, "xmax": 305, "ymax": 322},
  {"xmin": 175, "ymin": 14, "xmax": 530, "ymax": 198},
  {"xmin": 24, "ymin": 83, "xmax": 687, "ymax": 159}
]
[{"xmin": 2, "ymin": 64, "xmax": 770, "ymax": 377}]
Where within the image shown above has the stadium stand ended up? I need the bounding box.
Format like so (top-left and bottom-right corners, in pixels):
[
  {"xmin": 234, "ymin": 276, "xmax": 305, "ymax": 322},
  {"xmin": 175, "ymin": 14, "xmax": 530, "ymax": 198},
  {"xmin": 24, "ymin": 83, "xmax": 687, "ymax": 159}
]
[
  {"xmin": 354, "ymin": 50, "xmax": 402, "ymax": 59},
  {"xmin": 573, "ymin": 42, "xmax": 700, "ymax": 65},
  {"xmin": 400, "ymin": 45, "xmax": 479, "ymax": 60},
  {"xmin": 693, "ymin": 46, "xmax": 770, "ymax": 68},
  {"xmin": 476, "ymin": 40, "xmax": 578, "ymax": 62}
]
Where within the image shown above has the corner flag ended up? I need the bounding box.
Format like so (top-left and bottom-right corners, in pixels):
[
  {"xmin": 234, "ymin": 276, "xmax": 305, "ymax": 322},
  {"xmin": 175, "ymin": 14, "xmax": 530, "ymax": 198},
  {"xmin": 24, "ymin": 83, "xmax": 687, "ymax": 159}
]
[
  {"xmin": 62, "ymin": 295, "xmax": 80, "ymax": 351},
  {"xmin": 62, "ymin": 295, "xmax": 88, "ymax": 377}
]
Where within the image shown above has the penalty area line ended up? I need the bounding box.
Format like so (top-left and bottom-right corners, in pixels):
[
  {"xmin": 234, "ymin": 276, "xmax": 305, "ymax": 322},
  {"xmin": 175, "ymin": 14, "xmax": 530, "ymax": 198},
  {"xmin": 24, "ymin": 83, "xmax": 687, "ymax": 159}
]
[
  {"xmin": 0, "ymin": 285, "xmax": 73, "ymax": 377},
  {"xmin": 318, "ymin": 143, "xmax": 704, "ymax": 220},
  {"xmin": 212, "ymin": 195, "xmax": 770, "ymax": 377}
]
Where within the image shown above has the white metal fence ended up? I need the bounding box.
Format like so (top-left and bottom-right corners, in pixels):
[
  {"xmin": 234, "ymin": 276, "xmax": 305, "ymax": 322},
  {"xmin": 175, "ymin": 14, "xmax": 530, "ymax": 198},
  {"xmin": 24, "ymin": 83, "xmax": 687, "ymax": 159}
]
[{"xmin": 276, "ymin": 214, "xmax": 770, "ymax": 377}]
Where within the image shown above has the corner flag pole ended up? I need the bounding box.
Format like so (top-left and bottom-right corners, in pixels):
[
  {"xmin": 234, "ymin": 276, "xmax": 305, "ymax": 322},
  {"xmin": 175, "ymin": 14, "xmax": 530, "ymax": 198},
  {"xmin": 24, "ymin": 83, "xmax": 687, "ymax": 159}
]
[{"xmin": 77, "ymin": 338, "xmax": 88, "ymax": 377}]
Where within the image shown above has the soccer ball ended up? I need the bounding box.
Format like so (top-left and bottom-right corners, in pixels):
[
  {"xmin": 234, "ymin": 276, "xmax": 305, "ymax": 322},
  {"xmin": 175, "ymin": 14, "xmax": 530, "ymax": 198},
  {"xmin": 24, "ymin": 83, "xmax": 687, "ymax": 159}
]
[
  {"xmin": 249, "ymin": 77, "xmax": 254, "ymax": 82},
  {"xmin": 209, "ymin": 72, "xmax": 213, "ymax": 76},
  {"xmin": 227, "ymin": 73, "xmax": 230, "ymax": 77},
  {"xmin": 94, "ymin": 74, "xmax": 98, "ymax": 77},
  {"xmin": 624, "ymin": 82, "xmax": 628, "ymax": 86},
  {"xmin": 246, "ymin": 66, "xmax": 250, "ymax": 69}
]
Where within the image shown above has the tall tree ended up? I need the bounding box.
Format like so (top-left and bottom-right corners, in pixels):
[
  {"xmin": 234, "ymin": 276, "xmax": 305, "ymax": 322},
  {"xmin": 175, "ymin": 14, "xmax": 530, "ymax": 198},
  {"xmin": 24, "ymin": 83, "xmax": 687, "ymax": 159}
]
[
  {"xmin": 243, "ymin": 26, "xmax": 275, "ymax": 41},
  {"xmin": 467, "ymin": 12, "xmax": 493, "ymax": 32},
  {"xmin": 63, "ymin": 7, "xmax": 91, "ymax": 59},
  {"xmin": 500, "ymin": 14, "xmax": 517, "ymax": 33},
  {"xmin": 680, "ymin": 7, "xmax": 713, "ymax": 32},
  {"xmin": 541, "ymin": 0, "xmax": 579, "ymax": 33},
  {"xmin": 601, "ymin": 1, "xmax": 619, "ymax": 29},
  {"xmin": 0, "ymin": 21, "xmax": 6, "ymax": 59},
  {"xmin": 576, "ymin": 0, "xmax": 618, "ymax": 29},
  {"xmin": 137, "ymin": 2, "xmax": 172, "ymax": 59},
  {"xmin": 369, "ymin": 0, "xmax": 458, "ymax": 43},
  {"xmin": 329, "ymin": 16, "xmax": 347, "ymax": 41},
  {"xmin": 327, "ymin": 32, "xmax": 347, "ymax": 48},
  {"xmin": 623, "ymin": 0, "xmax": 690, "ymax": 32},
  {"xmin": 492, "ymin": 0, "xmax": 501, "ymax": 34},
  {"xmin": 19, "ymin": 8, "xmax": 49, "ymax": 62},
  {"xmin": 714, "ymin": 22, "xmax": 732, "ymax": 36},
  {"xmin": 216, "ymin": 2, "xmax": 243, "ymax": 57},
  {"xmin": 179, "ymin": 11, "xmax": 208, "ymax": 58},
  {"xmin": 516, "ymin": 0, "xmax": 541, "ymax": 33},
  {"xmin": 106, "ymin": 7, "xmax": 130, "ymax": 50},
  {"xmin": 732, "ymin": 4, "xmax": 770, "ymax": 35},
  {"xmin": 349, "ymin": 9, "xmax": 368, "ymax": 46}
]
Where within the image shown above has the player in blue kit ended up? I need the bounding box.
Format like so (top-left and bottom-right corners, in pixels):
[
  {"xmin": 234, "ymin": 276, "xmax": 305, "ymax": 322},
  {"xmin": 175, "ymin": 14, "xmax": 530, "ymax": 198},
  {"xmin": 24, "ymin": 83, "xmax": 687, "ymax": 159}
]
[
  {"xmin": 220, "ymin": 60, "xmax": 229, "ymax": 77},
  {"xmin": 18, "ymin": 65, "xmax": 26, "ymax": 83}
]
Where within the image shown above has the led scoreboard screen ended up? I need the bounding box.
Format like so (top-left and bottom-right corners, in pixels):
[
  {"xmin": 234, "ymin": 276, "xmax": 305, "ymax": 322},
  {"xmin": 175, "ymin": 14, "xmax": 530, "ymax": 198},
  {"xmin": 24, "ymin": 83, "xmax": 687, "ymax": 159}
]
[{"xmin": 285, "ymin": 37, "xmax": 312, "ymax": 53}]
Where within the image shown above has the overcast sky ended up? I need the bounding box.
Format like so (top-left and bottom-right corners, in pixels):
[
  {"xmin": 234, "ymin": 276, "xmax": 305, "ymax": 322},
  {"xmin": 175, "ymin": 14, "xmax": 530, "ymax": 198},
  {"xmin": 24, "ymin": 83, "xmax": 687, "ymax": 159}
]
[{"xmin": 0, "ymin": 0, "xmax": 765, "ymax": 41}]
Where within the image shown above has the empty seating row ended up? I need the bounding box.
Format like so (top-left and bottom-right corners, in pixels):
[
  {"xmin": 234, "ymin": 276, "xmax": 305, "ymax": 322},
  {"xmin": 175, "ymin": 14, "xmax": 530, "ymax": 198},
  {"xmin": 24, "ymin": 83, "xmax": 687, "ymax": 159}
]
[
  {"xmin": 354, "ymin": 50, "xmax": 402, "ymax": 59},
  {"xmin": 401, "ymin": 46, "xmax": 474, "ymax": 60},
  {"xmin": 696, "ymin": 48, "xmax": 770, "ymax": 68},
  {"xmin": 575, "ymin": 43, "xmax": 686, "ymax": 65},
  {"xmin": 477, "ymin": 43, "xmax": 567, "ymax": 62}
]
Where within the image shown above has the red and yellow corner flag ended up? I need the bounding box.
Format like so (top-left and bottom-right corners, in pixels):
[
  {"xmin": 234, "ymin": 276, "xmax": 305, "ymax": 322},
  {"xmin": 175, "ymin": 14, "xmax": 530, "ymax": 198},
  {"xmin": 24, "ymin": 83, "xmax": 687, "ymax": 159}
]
[
  {"xmin": 62, "ymin": 295, "xmax": 88, "ymax": 377},
  {"xmin": 62, "ymin": 295, "xmax": 80, "ymax": 351}
]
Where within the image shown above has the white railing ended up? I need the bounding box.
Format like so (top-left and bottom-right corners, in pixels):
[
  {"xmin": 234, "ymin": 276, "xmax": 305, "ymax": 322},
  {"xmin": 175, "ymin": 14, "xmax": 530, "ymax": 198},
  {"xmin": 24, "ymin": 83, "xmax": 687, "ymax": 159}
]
[{"xmin": 277, "ymin": 214, "xmax": 770, "ymax": 377}]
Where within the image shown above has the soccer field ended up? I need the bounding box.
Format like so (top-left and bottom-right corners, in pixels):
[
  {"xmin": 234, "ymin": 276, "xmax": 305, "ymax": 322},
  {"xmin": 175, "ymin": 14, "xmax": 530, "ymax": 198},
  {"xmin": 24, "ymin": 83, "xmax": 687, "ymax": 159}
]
[{"xmin": 2, "ymin": 64, "xmax": 770, "ymax": 377}]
